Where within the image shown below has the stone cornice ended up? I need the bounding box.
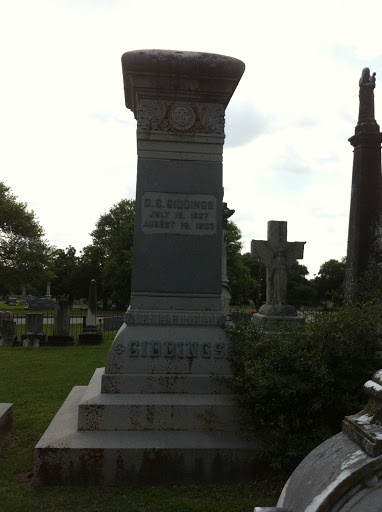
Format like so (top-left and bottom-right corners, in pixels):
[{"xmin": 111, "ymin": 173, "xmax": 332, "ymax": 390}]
[{"xmin": 122, "ymin": 49, "xmax": 245, "ymax": 119}]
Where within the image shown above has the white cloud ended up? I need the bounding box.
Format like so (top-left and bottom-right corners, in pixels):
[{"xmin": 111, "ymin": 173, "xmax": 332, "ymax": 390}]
[{"xmin": 1, "ymin": 0, "xmax": 382, "ymax": 278}]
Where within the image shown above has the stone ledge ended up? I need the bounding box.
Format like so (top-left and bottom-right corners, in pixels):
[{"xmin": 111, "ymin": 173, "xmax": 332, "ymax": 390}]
[
  {"xmin": 34, "ymin": 386, "xmax": 258, "ymax": 486},
  {"xmin": 251, "ymin": 314, "xmax": 304, "ymax": 331},
  {"xmin": 78, "ymin": 368, "xmax": 237, "ymax": 431},
  {"xmin": 101, "ymin": 371, "xmax": 231, "ymax": 394}
]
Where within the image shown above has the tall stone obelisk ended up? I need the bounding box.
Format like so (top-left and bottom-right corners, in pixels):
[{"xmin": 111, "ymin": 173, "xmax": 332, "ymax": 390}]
[
  {"xmin": 345, "ymin": 68, "xmax": 382, "ymax": 300},
  {"xmin": 34, "ymin": 50, "xmax": 257, "ymax": 486}
]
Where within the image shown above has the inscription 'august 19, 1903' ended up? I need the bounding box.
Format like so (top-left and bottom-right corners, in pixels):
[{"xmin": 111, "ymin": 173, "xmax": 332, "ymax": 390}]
[{"xmin": 141, "ymin": 192, "xmax": 217, "ymax": 235}]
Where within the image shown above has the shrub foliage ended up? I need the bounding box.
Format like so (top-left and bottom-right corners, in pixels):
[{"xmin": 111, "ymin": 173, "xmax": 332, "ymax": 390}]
[{"xmin": 226, "ymin": 303, "xmax": 382, "ymax": 470}]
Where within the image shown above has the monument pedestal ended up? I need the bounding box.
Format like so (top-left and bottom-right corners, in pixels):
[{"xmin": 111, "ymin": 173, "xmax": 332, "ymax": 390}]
[
  {"xmin": 252, "ymin": 313, "xmax": 304, "ymax": 331},
  {"xmin": 34, "ymin": 364, "xmax": 258, "ymax": 486}
]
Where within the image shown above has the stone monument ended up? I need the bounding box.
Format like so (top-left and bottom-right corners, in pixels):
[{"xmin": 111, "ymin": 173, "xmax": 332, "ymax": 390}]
[
  {"xmin": 345, "ymin": 68, "xmax": 382, "ymax": 300},
  {"xmin": 22, "ymin": 313, "xmax": 45, "ymax": 347},
  {"xmin": 34, "ymin": 49, "xmax": 258, "ymax": 486},
  {"xmin": 78, "ymin": 279, "xmax": 102, "ymax": 345},
  {"xmin": 0, "ymin": 320, "xmax": 17, "ymax": 346},
  {"xmin": 47, "ymin": 299, "xmax": 73, "ymax": 346},
  {"xmin": 251, "ymin": 221, "xmax": 305, "ymax": 330},
  {"xmin": 273, "ymin": 369, "xmax": 382, "ymax": 511}
]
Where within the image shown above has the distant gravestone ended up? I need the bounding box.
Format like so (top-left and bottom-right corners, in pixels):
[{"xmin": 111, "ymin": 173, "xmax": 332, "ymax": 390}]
[
  {"xmin": 22, "ymin": 313, "xmax": 45, "ymax": 347},
  {"xmin": 28, "ymin": 297, "xmax": 55, "ymax": 311},
  {"xmin": 45, "ymin": 281, "xmax": 51, "ymax": 299},
  {"xmin": 0, "ymin": 320, "xmax": 17, "ymax": 346},
  {"xmin": 48, "ymin": 300, "xmax": 73, "ymax": 346},
  {"xmin": 251, "ymin": 221, "xmax": 305, "ymax": 330},
  {"xmin": 21, "ymin": 287, "xmax": 28, "ymax": 305},
  {"xmin": 78, "ymin": 280, "xmax": 102, "ymax": 346},
  {"xmin": 0, "ymin": 311, "xmax": 13, "ymax": 332}
]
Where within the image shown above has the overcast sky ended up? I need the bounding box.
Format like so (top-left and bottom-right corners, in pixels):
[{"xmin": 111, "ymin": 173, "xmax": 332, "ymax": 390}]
[{"xmin": 1, "ymin": 0, "xmax": 382, "ymax": 277}]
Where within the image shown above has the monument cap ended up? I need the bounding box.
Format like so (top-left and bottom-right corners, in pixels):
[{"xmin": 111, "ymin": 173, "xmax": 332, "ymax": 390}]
[{"xmin": 122, "ymin": 49, "xmax": 245, "ymax": 117}]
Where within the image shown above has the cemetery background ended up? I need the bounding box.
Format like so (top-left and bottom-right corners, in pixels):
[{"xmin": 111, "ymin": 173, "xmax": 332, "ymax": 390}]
[{"xmin": 0, "ymin": 180, "xmax": 347, "ymax": 314}]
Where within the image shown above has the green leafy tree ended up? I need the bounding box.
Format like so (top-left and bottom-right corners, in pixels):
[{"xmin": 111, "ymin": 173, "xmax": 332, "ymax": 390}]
[
  {"xmin": 226, "ymin": 221, "xmax": 257, "ymax": 305},
  {"xmin": 48, "ymin": 246, "xmax": 83, "ymax": 299},
  {"xmin": 89, "ymin": 199, "xmax": 135, "ymax": 308},
  {"xmin": 314, "ymin": 257, "xmax": 346, "ymax": 306},
  {"xmin": 287, "ymin": 262, "xmax": 317, "ymax": 308},
  {"xmin": 0, "ymin": 182, "xmax": 49, "ymax": 295}
]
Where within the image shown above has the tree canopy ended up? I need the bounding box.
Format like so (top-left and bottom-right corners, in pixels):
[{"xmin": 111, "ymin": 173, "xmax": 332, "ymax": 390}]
[
  {"xmin": 85, "ymin": 199, "xmax": 135, "ymax": 308},
  {"xmin": 226, "ymin": 221, "xmax": 257, "ymax": 305},
  {"xmin": 0, "ymin": 182, "xmax": 49, "ymax": 295},
  {"xmin": 313, "ymin": 257, "xmax": 346, "ymax": 306}
]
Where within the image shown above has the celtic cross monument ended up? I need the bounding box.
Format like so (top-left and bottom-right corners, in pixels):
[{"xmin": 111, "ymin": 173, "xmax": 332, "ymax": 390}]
[{"xmin": 251, "ymin": 220, "xmax": 305, "ymax": 329}]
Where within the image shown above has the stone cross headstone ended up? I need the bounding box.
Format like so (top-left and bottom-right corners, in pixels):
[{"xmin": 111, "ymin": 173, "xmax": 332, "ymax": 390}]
[
  {"xmin": 33, "ymin": 50, "xmax": 258, "ymax": 486},
  {"xmin": 0, "ymin": 320, "xmax": 17, "ymax": 346},
  {"xmin": 48, "ymin": 299, "xmax": 73, "ymax": 346},
  {"xmin": 251, "ymin": 221, "xmax": 305, "ymax": 329},
  {"xmin": 78, "ymin": 279, "xmax": 102, "ymax": 345}
]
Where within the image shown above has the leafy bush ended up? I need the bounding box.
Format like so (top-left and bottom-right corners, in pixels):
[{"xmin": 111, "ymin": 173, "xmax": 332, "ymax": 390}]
[{"xmin": 226, "ymin": 303, "xmax": 382, "ymax": 471}]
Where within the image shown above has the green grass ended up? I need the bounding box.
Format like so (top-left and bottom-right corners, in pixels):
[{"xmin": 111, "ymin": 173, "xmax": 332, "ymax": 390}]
[{"xmin": 0, "ymin": 343, "xmax": 284, "ymax": 512}]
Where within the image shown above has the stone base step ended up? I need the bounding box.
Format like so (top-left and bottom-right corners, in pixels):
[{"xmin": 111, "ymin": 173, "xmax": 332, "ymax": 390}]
[
  {"xmin": 78, "ymin": 368, "xmax": 237, "ymax": 431},
  {"xmin": 34, "ymin": 386, "xmax": 258, "ymax": 486}
]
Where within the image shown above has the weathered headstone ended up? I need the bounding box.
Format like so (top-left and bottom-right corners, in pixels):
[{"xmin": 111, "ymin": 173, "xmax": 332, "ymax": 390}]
[
  {"xmin": 0, "ymin": 311, "xmax": 13, "ymax": 332},
  {"xmin": 102, "ymin": 316, "xmax": 124, "ymax": 331},
  {"xmin": 45, "ymin": 280, "xmax": 51, "ymax": 299},
  {"xmin": 276, "ymin": 370, "xmax": 382, "ymax": 511},
  {"xmin": 34, "ymin": 49, "xmax": 256, "ymax": 486},
  {"xmin": 22, "ymin": 313, "xmax": 45, "ymax": 347},
  {"xmin": 78, "ymin": 280, "xmax": 102, "ymax": 345},
  {"xmin": 345, "ymin": 68, "xmax": 382, "ymax": 300},
  {"xmin": 28, "ymin": 297, "xmax": 55, "ymax": 310},
  {"xmin": 21, "ymin": 287, "xmax": 28, "ymax": 305},
  {"xmin": 0, "ymin": 320, "xmax": 17, "ymax": 346},
  {"xmin": 251, "ymin": 221, "xmax": 305, "ymax": 330},
  {"xmin": 47, "ymin": 300, "xmax": 73, "ymax": 346}
]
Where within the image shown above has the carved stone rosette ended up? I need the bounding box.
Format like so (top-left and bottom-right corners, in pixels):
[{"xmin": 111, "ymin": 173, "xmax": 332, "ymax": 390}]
[{"xmin": 137, "ymin": 99, "xmax": 225, "ymax": 139}]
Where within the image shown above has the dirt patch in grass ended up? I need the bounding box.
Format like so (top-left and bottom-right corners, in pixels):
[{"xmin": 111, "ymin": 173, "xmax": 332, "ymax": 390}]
[{"xmin": 0, "ymin": 428, "xmax": 21, "ymax": 452}]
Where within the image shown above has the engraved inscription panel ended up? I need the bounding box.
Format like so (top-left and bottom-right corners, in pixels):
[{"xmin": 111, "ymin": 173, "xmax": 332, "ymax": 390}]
[
  {"xmin": 123, "ymin": 341, "xmax": 226, "ymax": 359},
  {"xmin": 141, "ymin": 192, "xmax": 217, "ymax": 235}
]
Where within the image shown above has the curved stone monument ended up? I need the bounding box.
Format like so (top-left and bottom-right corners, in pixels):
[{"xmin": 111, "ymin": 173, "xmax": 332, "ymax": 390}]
[{"xmin": 274, "ymin": 370, "xmax": 382, "ymax": 511}]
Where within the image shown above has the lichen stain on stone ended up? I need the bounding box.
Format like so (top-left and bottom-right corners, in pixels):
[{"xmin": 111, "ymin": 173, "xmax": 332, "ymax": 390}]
[
  {"xmin": 146, "ymin": 405, "xmax": 154, "ymax": 426},
  {"xmin": 34, "ymin": 447, "xmax": 70, "ymax": 486}
]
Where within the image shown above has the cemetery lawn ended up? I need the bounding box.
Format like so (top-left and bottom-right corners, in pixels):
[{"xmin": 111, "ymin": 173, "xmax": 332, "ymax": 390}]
[{"xmin": 0, "ymin": 342, "xmax": 284, "ymax": 512}]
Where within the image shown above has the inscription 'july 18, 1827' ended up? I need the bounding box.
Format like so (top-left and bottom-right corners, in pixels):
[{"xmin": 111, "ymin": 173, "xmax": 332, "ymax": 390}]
[{"xmin": 142, "ymin": 192, "xmax": 217, "ymax": 235}]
